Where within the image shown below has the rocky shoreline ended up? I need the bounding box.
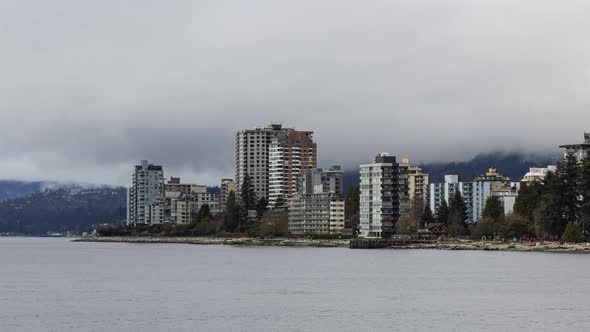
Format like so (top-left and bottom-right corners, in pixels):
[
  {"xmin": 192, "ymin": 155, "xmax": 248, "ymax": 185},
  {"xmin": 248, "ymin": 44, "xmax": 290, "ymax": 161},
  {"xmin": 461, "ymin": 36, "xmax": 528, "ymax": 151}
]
[
  {"xmin": 73, "ymin": 236, "xmax": 350, "ymax": 248},
  {"xmin": 74, "ymin": 236, "xmax": 590, "ymax": 252}
]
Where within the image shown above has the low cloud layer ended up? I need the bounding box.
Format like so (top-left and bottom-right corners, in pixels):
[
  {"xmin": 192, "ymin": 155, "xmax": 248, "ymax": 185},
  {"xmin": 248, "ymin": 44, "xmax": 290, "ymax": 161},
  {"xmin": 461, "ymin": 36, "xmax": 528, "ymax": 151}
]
[{"xmin": 1, "ymin": 0, "xmax": 589, "ymax": 186}]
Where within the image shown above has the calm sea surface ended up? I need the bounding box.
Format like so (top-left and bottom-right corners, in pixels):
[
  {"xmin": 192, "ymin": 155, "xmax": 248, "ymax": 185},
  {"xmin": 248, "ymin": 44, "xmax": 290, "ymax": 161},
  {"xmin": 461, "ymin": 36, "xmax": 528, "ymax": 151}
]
[{"xmin": 1, "ymin": 237, "xmax": 590, "ymax": 331}]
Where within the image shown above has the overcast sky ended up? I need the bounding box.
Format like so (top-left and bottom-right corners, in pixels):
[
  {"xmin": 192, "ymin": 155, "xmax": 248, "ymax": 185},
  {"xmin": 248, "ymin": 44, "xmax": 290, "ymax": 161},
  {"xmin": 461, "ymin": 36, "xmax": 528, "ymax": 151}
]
[{"xmin": 1, "ymin": 0, "xmax": 590, "ymax": 186}]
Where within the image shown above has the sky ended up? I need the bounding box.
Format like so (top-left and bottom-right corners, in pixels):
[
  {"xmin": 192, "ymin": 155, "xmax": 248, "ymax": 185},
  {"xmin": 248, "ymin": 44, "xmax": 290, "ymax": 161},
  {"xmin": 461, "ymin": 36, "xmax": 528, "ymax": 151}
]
[{"xmin": 1, "ymin": 0, "xmax": 590, "ymax": 186}]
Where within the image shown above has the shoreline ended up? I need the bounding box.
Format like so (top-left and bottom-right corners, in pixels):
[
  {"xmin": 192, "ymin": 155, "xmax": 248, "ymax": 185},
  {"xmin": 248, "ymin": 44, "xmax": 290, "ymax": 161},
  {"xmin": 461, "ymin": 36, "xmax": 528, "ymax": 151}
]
[{"xmin": 74, "ymin": 236, "xmax": 590, "ymax": 252}]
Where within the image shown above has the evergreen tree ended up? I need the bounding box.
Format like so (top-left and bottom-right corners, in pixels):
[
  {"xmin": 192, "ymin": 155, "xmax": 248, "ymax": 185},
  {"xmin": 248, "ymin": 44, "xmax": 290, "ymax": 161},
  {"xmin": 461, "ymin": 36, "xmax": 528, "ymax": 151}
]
[
  {"xmin": 239, "ymin": 174, "xmax": 257, "ymax": 233},
  {"xmin": 579, "ymin": 156, "xmax": 590, "ymax": 202},
  {"xmin": 449, "ymin": 190, "xmax": 468, "ymax": 225},
  {"xmin": 562, "ymin": 222, "xmax": 584, "ymax": 243},
  {"xmin": 273, "ymin": 195, "xmax": 286, "ymax": 208},
  {"xmin": 513, "ymin": 181, "xmax": 544, "ymax": 223},
  {"xmin": 559, "ymin": 154, "xmax": 581, "ymax": 224},
  {"xmin": 422, "ymin": 204, "xmax": 435, "ymax": 227},
  {"xmin": 482, "ymin": 196, "xmax": 504, "ymax": 223},
  {"xmin": 345, "ymin": 187, "xmax": 360, "ymax": 229},
  {"xmin": 579, "ymin": 157, "xmax": 590, "ymax": 238},
  {"xmin": 542, "ymin": 156, "xmax": 580, "ymax": 238},
  {"xmin": 223, "ymin": 190, "xmax": 240, "ymax": 232},
  {"xmin": 255, "ymin": 197, "xmax": 269, "ymax": 219},
  {"xmin": 436, "ymin": 199, "xmax": 449, "ymax": 225},
  {"xmin": 197, "ymin": 204, "xmax": 212, "ymax": 222}
]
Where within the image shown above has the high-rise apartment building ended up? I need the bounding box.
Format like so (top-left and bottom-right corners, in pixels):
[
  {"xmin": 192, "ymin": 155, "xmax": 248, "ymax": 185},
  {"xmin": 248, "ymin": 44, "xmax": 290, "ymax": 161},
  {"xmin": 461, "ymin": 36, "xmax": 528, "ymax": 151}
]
[
  {"xmin": 268, "ymin": 130, "xmax": 317, "ymax": 207},
  {"xmin": 127, "ymin": 160, "xmax": 164, "ymax": 225},
  {"xmin": 559, "ymin": 133, "xmax": 590, "ymax": 162},
  {"xmin": 359, "ymin": 153, "xmax": 400, "ymax": 238},
  {"xmin": 220, "ymin": 179, "xmax": 237, "ymax": 211},
  {"xmin": 235, "ymin": 124, "xmax": 289, "ymax": 201},
  {"xmin": 236, "ymin": 123, "xmax": 317, "ymax": 207}
]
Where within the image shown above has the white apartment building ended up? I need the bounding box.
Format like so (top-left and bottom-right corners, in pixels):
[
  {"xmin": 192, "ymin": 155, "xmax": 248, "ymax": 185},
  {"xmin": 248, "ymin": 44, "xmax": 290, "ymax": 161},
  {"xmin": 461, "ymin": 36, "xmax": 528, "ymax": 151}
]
[
  {"xmin": 288, "ymin": 193, "xmax": 345, "ymax": 235},
  {"xmin": 236, "ymin": 124, "xmax": 292, "ymax": 202},
  {"xmin": 127, "ymin": 160, "xmax": 164, "ymax": 225},
  {"xmin": 359, "ymin": 153, "xmax": 400, "ymax": 238}
]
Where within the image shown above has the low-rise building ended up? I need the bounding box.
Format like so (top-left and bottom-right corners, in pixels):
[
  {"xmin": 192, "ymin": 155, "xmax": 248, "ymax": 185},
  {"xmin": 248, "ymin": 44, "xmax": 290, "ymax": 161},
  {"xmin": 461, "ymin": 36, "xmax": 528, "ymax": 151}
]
[
  {"xmin": 298, "ymin": 165, "xmax": 344, "ymax": 196},
  {"xmin": 521, "ymin": 166, "xmax": 557, "ymax": 183},
  {"xmin": 288, "ymin": 193, "xmax": 345, "ymax": 235}
]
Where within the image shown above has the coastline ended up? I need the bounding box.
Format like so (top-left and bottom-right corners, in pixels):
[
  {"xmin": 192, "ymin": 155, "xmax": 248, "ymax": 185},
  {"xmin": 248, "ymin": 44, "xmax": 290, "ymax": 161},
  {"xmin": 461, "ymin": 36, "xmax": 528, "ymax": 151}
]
[{"xmin": 74, "ymin": 236, "xmax": 590, "ymax": 252}]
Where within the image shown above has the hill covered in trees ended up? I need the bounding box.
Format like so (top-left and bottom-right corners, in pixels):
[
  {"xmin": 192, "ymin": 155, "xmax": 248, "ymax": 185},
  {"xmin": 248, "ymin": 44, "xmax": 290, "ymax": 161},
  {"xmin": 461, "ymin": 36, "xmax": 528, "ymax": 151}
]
[
  {"xmin": 0, "ymin": 180, "xmax": 46, "ymax": 201},
  {"xmin": 0, "ymin": 186, "xmax": 127, "ymax": 235}
]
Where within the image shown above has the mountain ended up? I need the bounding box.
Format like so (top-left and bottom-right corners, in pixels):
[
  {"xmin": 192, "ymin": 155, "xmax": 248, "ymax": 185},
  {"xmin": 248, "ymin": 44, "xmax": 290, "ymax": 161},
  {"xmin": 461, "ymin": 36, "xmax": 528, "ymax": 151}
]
[
  {"xmin": 342, "ymin": 151, "xmax": 560, "ymax": 192},
  {"xmin": 0, "ymin": 181, "xmax": 45, "ymax": 201},
  {"xmin": 0, "ymin": 186, "xmax": 127, "ymax": 235}
]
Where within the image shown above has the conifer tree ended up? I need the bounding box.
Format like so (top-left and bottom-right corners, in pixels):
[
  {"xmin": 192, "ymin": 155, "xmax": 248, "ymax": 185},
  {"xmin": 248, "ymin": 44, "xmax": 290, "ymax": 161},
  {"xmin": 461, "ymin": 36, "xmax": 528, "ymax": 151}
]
[
  {"xmin": 422, "ymin": 204, "xmax": 435, "ymax": 227},
  {"xmin": 436, "ymin": 199, "xmax": 449, "ymax": 225}
]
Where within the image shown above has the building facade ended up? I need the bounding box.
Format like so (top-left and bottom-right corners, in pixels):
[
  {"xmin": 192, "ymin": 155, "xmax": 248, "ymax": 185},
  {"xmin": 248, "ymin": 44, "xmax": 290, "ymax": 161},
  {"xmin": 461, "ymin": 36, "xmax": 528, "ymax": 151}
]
[
  {"xmin": 359, "ymin": 153, "xmax": 400, "ymax": 238},
  {"xmin": 268, "ymin": 130, "xmax": 317, "ymax": 207},
  {"xmin": 236, "ymin": 123, "xmax": 287, "ymax": 202},
  {"xmin": 429, "ymin": 175, "xmax": 473, "ymax": 222},
  {"xmin": 127, "ymin": 160, "xmax": 164, "ymax": 225},
  {"xmin": 220, "ymin": 179, "xmax": 237, "ymax": 211},
  {"xmin": 559, "ymin": 133, "xmax": 590, "ymax": 162},
  {"xmin": 521, "ymin": 166, "xmax": 557, "ymax": 183},
  {"xmin": 298, "ymin": 165, "xmax": 344, "ymax": 196},
  {"xmin": 288, "ymin": 193, "xmax": 345, "ymax": 235},
  {"xmin": 471, "ymin": 168, "xmax": 511, "ymax": 222},
  {"xmin": 399, "ymin": 157, "xmax": 429, "ymax": 215},
  {"xmin": 236, "ymin": 123, "xmax": 316, "ymax": 206}
]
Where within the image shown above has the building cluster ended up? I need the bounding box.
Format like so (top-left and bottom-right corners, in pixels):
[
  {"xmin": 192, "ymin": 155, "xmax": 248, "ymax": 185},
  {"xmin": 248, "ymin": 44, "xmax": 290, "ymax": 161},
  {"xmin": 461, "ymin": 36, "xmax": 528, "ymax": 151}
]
[
  {"xmin": 127, "ymin": 127, "xmax": 590, "ymax": 239},
  {"xmin": 127, "ymin": 161, "xmax": 220, "ymax": 226}
]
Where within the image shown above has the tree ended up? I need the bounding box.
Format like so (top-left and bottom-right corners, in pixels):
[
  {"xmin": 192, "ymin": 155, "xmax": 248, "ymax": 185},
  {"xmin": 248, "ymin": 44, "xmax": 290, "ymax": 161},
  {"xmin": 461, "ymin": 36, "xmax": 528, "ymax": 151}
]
[
  {"xmin": 580, "ymin": 156, "xmax": 590, "ymax": 204},
  {"xmin": 239, "ymin": 174, "xmax": 257, "ymax": 233},
  {"xmin": 197, "ymin": 204, "xmax": 212, "ymax": 223},
  {"xmin": 562, "ymin": 222, "xmax": 584, "ymax": 243},
  {"xmin": 448, "ymin": 190, "xmax": 468, "ymax": 237},
  {"xmin": 503, "ymin": 214, "xmax": 531, "ymax": 240},
  {"xmin": 273, "ymin": 195, "xmax": 286, "ymax": 209},
  {"xmin": 541, "ymin": 159, "xmax": 579, "ymax": 239},
  {"xmin": 345, "ymin": 187, "xmax": 360, "ymax": 229},
  {"xmin": 255, "ymin": 197, "xmax": 269, "ymax": 219},
  {"xmin": 223, "ymin": 190, "xmax": 240, "ymax": 232},
  {"xmin": 422, "ymin": 204, "xmax": 435, "ymax": 227},
  {"xmin": 514, "ymin": 181, "xmax": 544, "ymax": 223},
  {"xmin": 395, "ymin": 215, "xmax": 416, "ymax": 235},
  {"xmin": 410, "ymin": 194, "xmax": 424, "ymax": 226},
  {"xmin": 558, "ymin": 154, "xmax": 581, "ymax": 224},
  {"xmin": 436, "ymin": 200, "xmax": 449, "ymax": 225},
  {"xmin": 482, "ymin": 196, "xmax": 504, "ymax": 223}
]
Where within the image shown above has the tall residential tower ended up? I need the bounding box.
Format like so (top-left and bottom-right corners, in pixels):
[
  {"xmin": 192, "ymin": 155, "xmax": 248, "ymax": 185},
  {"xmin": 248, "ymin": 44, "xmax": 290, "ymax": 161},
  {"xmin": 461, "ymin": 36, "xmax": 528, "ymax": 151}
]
[
  {"xmin": 359, "ymin": 153, "xmax": 400, "ymax": 238},
  {"xmin": 127, "ymin": 160, "xmax": 164, "ymax": 225}
]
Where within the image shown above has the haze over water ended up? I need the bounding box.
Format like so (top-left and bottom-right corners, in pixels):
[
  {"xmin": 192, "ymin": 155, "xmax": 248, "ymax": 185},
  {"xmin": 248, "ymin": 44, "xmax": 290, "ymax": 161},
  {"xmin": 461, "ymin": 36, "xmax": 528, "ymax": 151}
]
[{"xmin": 1, "ymin": 237, "xmax": 589, "ymax": 331}]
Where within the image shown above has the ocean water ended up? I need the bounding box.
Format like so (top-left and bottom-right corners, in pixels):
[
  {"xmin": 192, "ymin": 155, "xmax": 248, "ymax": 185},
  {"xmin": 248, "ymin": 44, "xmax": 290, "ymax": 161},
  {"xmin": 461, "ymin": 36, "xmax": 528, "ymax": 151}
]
[{"xmin": 1, "ymin": 237, "xmax": 589, "ymax": 331}]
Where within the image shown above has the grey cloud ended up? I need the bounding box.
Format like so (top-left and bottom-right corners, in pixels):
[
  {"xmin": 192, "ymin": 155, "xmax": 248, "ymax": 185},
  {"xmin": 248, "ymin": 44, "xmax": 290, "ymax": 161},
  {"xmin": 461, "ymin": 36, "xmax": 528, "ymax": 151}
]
[{"xmin": 1, "ymin": 0, "xmax": 589, "ymax": 185}]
